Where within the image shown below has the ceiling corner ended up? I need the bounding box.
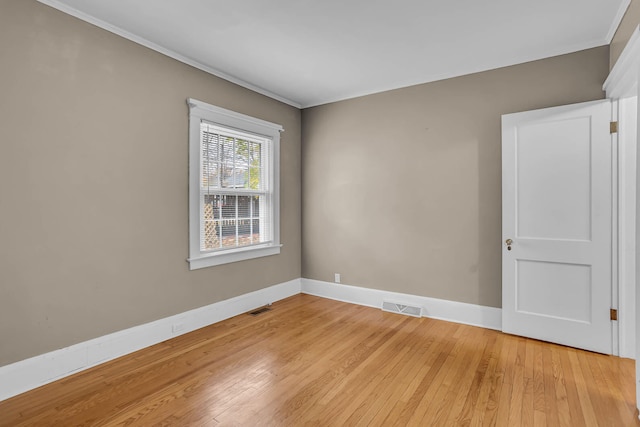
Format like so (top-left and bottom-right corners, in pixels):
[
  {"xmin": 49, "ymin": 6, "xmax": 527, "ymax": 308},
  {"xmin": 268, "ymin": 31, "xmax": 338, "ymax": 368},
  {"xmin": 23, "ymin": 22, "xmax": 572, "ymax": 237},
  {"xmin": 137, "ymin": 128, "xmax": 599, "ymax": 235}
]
[{"xmin": 605, "ymin": 0, "xmax": 632, "ymax": 43}]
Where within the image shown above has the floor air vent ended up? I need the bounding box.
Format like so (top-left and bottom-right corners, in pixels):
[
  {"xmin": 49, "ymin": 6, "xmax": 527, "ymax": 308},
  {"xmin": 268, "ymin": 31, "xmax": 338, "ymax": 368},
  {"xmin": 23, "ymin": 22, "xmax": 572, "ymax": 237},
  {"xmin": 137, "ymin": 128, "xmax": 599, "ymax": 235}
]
[
  {"xmin": 382, "ymin": 301, "xmax": 422, "ymax": 317},
  {"xmin": 249, "ymin": 306, "xmax": 272, "ymax": 316}
]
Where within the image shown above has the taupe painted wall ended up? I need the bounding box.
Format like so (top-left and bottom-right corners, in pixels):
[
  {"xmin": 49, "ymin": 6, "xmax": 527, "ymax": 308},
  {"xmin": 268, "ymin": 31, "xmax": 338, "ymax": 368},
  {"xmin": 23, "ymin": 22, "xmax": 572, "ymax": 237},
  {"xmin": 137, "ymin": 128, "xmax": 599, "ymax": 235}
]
[
  {"xmin": 611, "ymin": 0, "xmax": 640, "ymax": 69},
  {"xmin": 302, "ymin": 47, "xmax": 609, "ymax": 308},
  {"xmin": 0, "ymin": 0, "xmax": 301, "ymax": 366}
]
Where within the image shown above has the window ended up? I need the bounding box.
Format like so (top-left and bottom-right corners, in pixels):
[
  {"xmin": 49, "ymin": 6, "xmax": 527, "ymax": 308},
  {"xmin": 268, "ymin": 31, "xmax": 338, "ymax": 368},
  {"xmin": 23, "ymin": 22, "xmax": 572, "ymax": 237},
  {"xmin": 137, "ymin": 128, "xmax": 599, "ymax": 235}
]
[{"xmin": 187, "ymin": 98, "xmax": 282, "ymax": 269}]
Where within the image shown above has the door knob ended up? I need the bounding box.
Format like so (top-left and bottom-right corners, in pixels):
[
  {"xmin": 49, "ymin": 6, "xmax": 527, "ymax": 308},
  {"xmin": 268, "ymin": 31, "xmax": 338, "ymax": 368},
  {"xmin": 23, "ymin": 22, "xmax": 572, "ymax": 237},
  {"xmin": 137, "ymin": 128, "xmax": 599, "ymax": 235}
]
[{"xmin": 505, "ymin": 239, "xmax": 512, "ymax": 251}]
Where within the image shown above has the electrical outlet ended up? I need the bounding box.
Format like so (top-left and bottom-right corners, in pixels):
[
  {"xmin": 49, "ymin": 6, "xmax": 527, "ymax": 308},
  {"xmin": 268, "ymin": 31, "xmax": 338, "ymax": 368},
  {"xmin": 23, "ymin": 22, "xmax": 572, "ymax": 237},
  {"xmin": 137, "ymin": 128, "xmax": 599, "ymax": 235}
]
[
  {"xmin": 334, "ymin": 273, "xmax": 341, "ymax": 283},
  {"xmin": 172, "ymin": 323, "xmax": 185, "ymax": 334}
]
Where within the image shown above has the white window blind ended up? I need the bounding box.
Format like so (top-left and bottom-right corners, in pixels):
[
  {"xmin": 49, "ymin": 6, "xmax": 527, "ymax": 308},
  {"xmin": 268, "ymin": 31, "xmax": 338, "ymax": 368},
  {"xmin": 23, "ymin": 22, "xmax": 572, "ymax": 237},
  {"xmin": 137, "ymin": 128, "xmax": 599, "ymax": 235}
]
[{"xmin": 200, "ymin": 123, "xmax": 273, "ymax": 251}]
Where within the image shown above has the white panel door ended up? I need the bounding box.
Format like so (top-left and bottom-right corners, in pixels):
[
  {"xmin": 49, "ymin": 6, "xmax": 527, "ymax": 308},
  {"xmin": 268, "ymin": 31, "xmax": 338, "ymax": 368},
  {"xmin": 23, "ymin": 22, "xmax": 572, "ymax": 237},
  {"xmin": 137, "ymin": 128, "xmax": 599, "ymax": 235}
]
[{"xmin": 502, "ymin": 100, "xmax": 613, "ymax": 354}]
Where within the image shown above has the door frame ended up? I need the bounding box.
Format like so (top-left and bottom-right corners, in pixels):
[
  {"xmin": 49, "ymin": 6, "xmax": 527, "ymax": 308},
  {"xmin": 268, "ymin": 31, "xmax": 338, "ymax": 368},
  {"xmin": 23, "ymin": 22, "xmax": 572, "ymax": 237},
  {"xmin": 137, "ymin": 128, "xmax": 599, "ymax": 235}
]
[
  {"xmin": 602, "ymin": 23, "xmax": 640, "ymax": 411},
  {"xmin": 614, "ymin": 97, "xmax": 637, "ymax": 359}
]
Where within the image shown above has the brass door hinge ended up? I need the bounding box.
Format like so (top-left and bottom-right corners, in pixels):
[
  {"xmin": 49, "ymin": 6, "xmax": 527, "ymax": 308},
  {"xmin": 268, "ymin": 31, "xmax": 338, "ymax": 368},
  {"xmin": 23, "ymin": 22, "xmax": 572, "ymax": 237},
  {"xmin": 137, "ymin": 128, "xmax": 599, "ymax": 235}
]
[
  {"xmin": 610, "ymin": 121, "xmax": 618, "ymax": 134},
  {"xmin": 610, "ymin": 308, "xmax": 618, "ymax": 321}
]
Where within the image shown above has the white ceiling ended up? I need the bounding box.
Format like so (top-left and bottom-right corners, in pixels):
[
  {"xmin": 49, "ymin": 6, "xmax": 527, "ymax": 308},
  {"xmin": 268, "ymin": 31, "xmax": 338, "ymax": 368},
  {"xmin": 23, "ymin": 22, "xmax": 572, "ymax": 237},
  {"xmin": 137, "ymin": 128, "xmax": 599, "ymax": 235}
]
[{"xmin": 38, "ymin": 0, "xmax": 630, "ymax": 108}]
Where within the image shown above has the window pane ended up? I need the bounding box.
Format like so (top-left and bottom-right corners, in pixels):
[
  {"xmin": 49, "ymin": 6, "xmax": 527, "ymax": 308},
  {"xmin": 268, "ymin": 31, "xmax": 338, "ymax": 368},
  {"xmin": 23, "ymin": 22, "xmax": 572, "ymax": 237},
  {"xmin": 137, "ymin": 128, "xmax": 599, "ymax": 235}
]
[
  {"xmin": 212, "ymin": 195, "xmax": 221, "ymax": 219},
  {"xmin": 221, "ymin": 137, "xmax": 235, "ymax": 188},
  {"xmin": 252, "ymin": 219, "xmax": 260, "ymax": 239},
  {"xmin": 238, "ymin": 219, "xmax": 254, "ymax": 246},
  {"xmin": 234, "ymin": 166, "xmax": 249, "ymax": 189},
  {"xmin": 236, "ymin": 139, "xmax": 250, "ymax": 190},
  {"xmin": 249, "ymin": 142, "xmax": 261, "ymax": 190},
  {"xmin": 220, "ymin": 220, "xmax": 236, "ymax": 248},
  {"xmin": 251, "ymin": 196, "xmax": 260, "ymax": 216},
  {"xmin": 200, "ymin": 125, "xmax": 265, "ymax": 192},
  {"xmin": 238, "ymin": 195, "xmax": 251, "ymax": 219},
  {"xmin": 239, "ymin": 196, "xmax": 256, "ymax": 245},
  {"xmin": 220, "ymin": 195, "xmax": 235, "ymax": 218},
  {"xmin": 202, "ymin": 195, "xmax": 220, "ymax": 250},
  {"xmin": 201, "ymin": 130, "xmax": 221, "ymax": 188}
]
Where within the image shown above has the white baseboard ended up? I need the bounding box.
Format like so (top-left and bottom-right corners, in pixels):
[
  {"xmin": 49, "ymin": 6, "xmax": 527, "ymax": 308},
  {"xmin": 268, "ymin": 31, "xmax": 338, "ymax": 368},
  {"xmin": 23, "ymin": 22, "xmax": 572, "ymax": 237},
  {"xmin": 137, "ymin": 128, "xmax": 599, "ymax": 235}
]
[
  {"xmin": 301, "ymin": 279, "xmax": 502, "ymax": 331},
  {"xmin": 0, "ymin": 278, "xmax": 301, "ymax": 402}
]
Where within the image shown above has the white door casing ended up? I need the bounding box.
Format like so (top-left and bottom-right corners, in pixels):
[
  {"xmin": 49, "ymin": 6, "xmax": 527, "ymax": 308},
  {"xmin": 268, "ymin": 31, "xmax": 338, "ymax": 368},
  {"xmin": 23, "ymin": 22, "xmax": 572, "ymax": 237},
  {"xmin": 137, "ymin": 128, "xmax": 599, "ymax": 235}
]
[
  {"xmin": 602, "ymin": 23, "xmax": 640, "ymax": 414},
  {"xmin": 502, "ymin": 99, "xmax": 613, "ymax": 354}
]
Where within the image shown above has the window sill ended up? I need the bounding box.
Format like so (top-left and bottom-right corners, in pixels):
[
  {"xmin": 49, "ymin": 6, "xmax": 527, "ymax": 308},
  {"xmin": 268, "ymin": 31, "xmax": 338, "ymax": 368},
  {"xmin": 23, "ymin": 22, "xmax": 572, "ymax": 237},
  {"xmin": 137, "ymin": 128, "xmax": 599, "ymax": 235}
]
[{"xmin": 187, "ymin": 244, "xmax": 282, "ymax": 270}]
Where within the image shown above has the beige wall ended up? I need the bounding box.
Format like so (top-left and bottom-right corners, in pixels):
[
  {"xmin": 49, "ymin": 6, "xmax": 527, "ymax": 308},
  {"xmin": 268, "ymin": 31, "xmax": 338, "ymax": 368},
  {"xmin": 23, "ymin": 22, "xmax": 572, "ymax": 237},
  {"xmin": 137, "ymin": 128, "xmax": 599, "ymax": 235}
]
[
  {"xmin": 611, "ymin": 0, "xmax": 640, "ymax": 69},
  {"xmin": 302, "ymin": 47, "xmax": 609, "ymax": 308},
  {"xmin": 0, "ymin": 0, "xmax": 301, "ymax": 366}
]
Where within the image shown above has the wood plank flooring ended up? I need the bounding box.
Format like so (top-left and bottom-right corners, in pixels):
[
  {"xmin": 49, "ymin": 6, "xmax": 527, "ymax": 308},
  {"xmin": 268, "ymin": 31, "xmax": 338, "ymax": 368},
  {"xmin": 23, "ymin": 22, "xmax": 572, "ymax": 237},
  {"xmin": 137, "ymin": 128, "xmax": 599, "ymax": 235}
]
[{"xmin": 0, "ymin": 294, "xmax": 637, "ymax": 426}]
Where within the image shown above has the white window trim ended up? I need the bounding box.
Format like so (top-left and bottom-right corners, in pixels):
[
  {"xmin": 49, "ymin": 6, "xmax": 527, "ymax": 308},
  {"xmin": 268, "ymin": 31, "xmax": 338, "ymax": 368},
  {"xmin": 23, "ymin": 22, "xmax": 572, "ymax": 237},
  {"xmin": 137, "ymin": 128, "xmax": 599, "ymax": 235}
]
[{"xmin": 187, "ymin": 98, "xmax": 283, "ymax": 269}]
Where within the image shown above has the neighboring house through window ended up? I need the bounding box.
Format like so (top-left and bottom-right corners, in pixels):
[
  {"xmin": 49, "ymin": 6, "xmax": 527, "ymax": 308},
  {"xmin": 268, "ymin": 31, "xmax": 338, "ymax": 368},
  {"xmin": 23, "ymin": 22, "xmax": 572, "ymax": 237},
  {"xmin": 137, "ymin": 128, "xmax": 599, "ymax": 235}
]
[{"xmin": 187, "ymin": 98, "xmax": 282, "ymax": 269}]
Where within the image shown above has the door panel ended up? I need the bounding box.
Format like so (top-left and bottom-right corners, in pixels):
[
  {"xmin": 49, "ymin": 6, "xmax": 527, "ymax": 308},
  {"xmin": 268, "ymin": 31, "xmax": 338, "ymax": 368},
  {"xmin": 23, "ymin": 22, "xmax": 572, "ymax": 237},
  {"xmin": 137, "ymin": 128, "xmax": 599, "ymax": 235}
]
[
  {"xmin": 516, "ymin": 260, "xmax": 591, "ymax": 323},
  {"xmin": 502, "ymin": 99, "xmax": 612, "ymax": 354},
  {"xmin": 516, "ymin": 117, "xmax": 592, "ymax": 240}
]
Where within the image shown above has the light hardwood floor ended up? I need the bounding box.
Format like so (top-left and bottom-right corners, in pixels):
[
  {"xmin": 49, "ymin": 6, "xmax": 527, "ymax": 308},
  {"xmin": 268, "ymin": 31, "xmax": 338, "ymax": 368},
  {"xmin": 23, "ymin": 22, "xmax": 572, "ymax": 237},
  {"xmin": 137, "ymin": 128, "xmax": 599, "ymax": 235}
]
[{"xmin": 0, "ymin": 294, "xmax": 638, "ymax": 426}]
